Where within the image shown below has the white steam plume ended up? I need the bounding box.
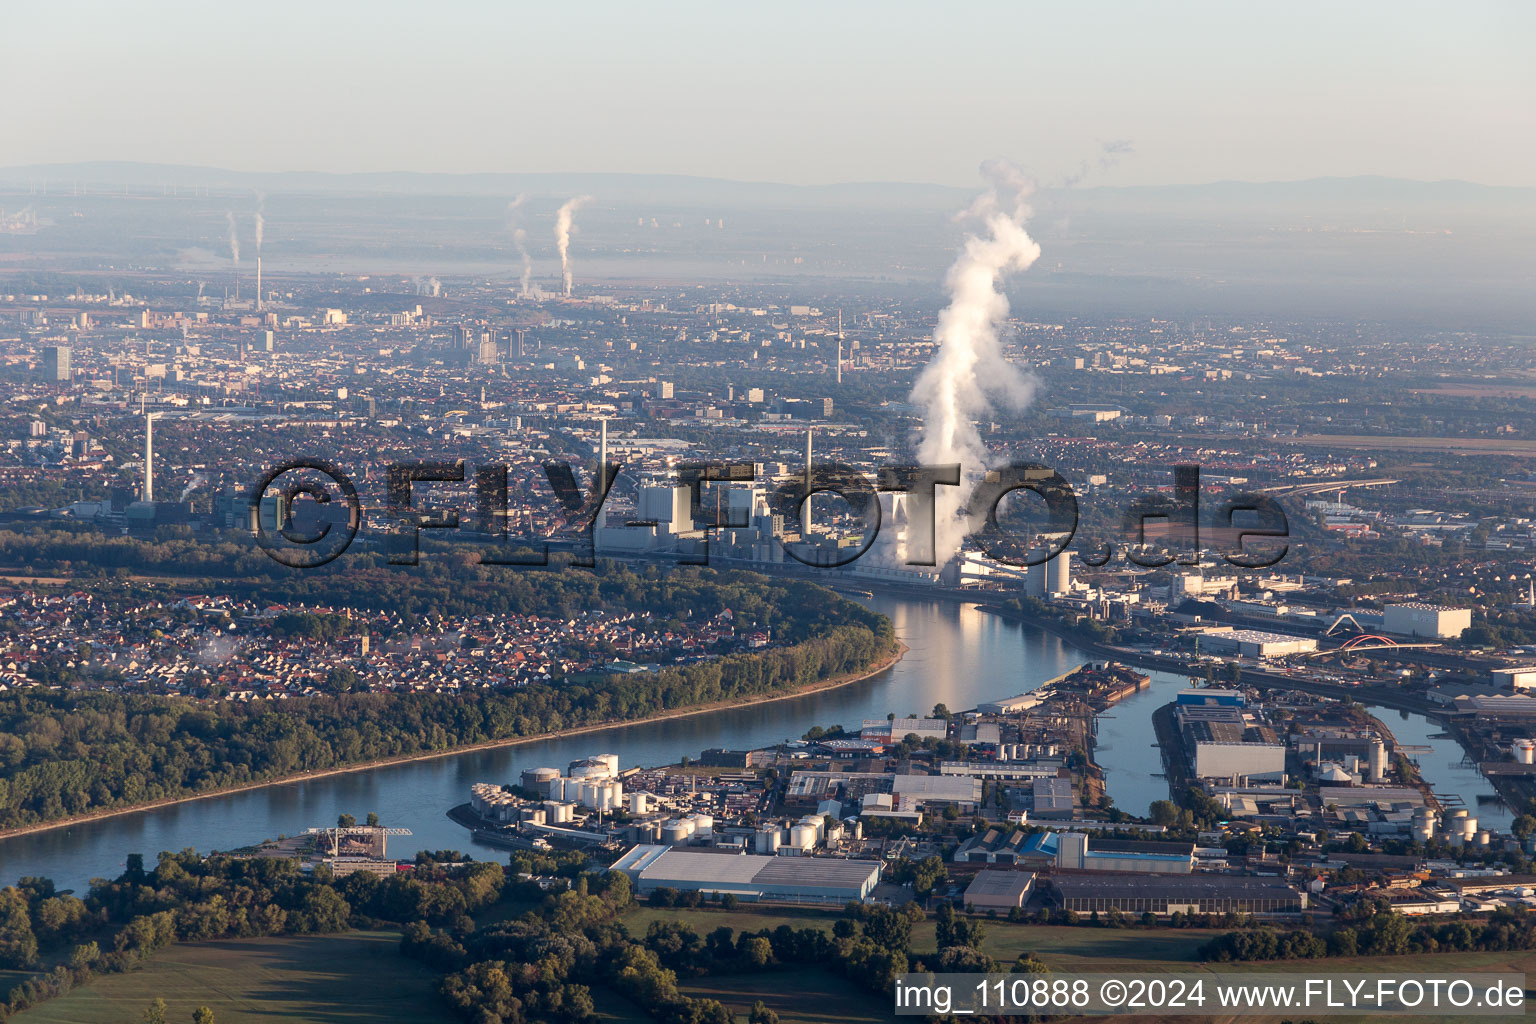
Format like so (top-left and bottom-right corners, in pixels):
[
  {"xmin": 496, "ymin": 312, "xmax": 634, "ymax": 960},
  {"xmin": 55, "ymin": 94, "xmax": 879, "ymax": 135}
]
[
  {"xmin": 179, "ymin": 471, "xmax": 207, "ymax": 502},
  {"xmin": 225, "ymin": 212, "xmax": 240, "ymax": 263},
  {"xmin": 908, "ymin": 160, "xmax": 1040, "ymax": 565},
  {"xmin": 507, "ymin": 195, "xmax": 532, "ymax": 297},
  {"xmin": 554, "ymin": 195, "xmax": 591, "ymax": 296},
  {"xmin": 254, "ymin": 212, "xmax": 264, "ymax": 252}
]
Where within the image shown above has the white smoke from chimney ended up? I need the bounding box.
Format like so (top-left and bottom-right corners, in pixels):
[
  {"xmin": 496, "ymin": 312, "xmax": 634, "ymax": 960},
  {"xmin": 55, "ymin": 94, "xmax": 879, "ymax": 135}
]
[
  {"xmin": 554, "ymin": 195, "xmax": 591, "ymax": 296},
  {"xmin": 506, "ymin": 195, "xmax": 534, "ymax": 298},
  {"xmin": 179, "ymin": 471, "xmax": 207, "ymax": 502},
  {"xmin": 908, "ymin": 159, "xmax": 1040, "ymax": 565},
  {"xmin": 225, "ymin": 212, "xmax": 240, "ymax": 264}
]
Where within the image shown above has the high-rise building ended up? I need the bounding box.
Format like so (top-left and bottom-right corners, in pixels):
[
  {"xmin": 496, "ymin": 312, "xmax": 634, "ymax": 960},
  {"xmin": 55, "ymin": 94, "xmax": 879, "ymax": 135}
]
[{"xmin": 41, "ymin": 345, "xmax": 70, "ymax": 381}]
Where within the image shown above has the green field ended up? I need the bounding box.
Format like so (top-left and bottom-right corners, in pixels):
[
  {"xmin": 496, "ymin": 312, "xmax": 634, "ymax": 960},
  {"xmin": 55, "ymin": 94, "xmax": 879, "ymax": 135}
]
[
  {"xmin": 13, "ymin": 931, "xmax": 450, "ymax": 1024},
  {"xmin": 681, "ymin": 969, "xmax": 898, "ymax": 1024},
  {"xmin": 622, "ymin": 906, "xmax": 1222, "ymax": 969}
]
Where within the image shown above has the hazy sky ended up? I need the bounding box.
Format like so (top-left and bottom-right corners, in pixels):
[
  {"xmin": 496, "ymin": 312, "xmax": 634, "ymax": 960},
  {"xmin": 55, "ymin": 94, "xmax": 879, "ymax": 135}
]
[{"xmin": 6, "ymin": 1, "xmax": 1533, "ymax": 186}]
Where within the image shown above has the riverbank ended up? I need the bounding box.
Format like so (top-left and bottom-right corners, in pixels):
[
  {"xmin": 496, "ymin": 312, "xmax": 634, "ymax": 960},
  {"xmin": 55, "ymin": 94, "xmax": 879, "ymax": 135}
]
[{"xmin": 0, "ymin": 641, "xmax": 907, "ymax": 844}]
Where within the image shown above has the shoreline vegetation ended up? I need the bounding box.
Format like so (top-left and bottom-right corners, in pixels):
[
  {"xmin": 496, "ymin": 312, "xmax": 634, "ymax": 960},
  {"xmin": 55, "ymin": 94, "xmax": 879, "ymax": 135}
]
[
  {"xmin": 0, "ymin": 641, "xmax": 906, "ymax": 845},
  {"xmin": 0, "ymin": 554, "xmax": 902, "ymax": 839}
]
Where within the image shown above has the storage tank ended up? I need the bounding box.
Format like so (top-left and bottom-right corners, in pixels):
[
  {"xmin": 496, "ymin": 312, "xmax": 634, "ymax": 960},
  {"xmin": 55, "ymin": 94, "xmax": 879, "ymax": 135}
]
[
  {"xmin": 598, "ymin": 753, "xmax": 620, "ymax": 776},
  {"xmin": 543, "ymin": 800, "xmax": 573, "ymax": 823},
  {"xmin": 1514, "ymin": 739, "xmax": 1536, "ymax": 765},
  {"xmin": 851, "ymin": 820, "xmax": 863, "ymax": 841},
  {"xmin": 800, "ymin": 814, "xmax": 826, "ymax": 842},
  {"xmin": 522, "ymin": 767, "xmax": 561, "ymax": 793},
  {"xmin": 754, "ymin": 826, "xmax": 782, "ymax": 854},
  {"xmin": 568, "ymin": 757, "xmax": 607, "ymax": 780},
  {"xmin": 1460, "ymin": 816, "xmax": 1479, "ymax": 839},
  {"xmin": 661, "ymin": 819, "xmax": 694, "ymax": 844},
  {"xmin": 690, "ymin": 813, "xmax": 714, "ymax": 838},
  {"xmin": 789, "ymin": 822, "xmax": 817, "ymax": 850},
  {"xmin": 628, "ymin": 792, "xmax": 650, "ymax": 815},
  {"xmin": 1411, "ymin": 809, "xmax": 1434, "ymax": 843},
  {"xmin": 1476, "ymin": 830, "xmax": 1491, "ymax": 847}
]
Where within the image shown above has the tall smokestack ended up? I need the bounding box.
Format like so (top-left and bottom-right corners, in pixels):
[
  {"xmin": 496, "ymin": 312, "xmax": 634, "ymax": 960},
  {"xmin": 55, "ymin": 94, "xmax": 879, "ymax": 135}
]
[
  {"xmin": 599, "ymin": 417, "xmax": 608, "ymax": 472},
  {"xmin": 555, "ymin": 195, "xmax": 592, "ymax": 296},
  {"xmin": 909, "ymin": 160, "xmax": 1040, "ymax": 565},
  {"xmin": 836, "ymin": 309, "xmax": 844, "ymax": 385},
  {"xmin": 143, "ymin": 400, "xmax": 155, "ymax": 503},
  {"xmin": 254, "ymin": 209, "xmax": 264, "ymax": 310},
  {"xmin": 803, "ymin": 429, "xmax": 813, "ymax": 538}
]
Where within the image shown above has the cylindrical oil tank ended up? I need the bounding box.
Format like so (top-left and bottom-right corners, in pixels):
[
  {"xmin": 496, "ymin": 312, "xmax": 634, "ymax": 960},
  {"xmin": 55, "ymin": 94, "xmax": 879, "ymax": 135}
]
[{"xmin": 754, "ymin": 827, "xmax": 782, "ymax": 854}]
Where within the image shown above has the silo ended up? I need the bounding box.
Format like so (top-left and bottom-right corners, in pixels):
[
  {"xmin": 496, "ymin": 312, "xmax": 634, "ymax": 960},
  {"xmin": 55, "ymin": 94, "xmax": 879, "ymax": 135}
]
[
  {"xmin": 691, "ymin": 813, "xmax": 714, "ymax": 838},
  {"xmin": 754, "ymin": 826, "xmax": 782, "ymax": 854},
  {"xmin": 599, "ymin": 753, "xmax": 620, "ymax": 776},
  {"xmin": 661, "ymin": 819, "xmax": 692, "ymax": 844},
  {"xmin": 628, "ymin": 792, "xmax": 650, "ymax": 815},
  {"xmin": 789, "ymin": 822, "xmax": 817, "ymax": 850}
]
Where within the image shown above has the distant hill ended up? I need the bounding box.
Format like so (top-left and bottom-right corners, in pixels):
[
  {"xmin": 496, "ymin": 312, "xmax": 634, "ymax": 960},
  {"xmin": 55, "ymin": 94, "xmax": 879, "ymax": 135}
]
[{"xmin": 2, "ymin": 162, "xmax": 1532, "ymax": 212}]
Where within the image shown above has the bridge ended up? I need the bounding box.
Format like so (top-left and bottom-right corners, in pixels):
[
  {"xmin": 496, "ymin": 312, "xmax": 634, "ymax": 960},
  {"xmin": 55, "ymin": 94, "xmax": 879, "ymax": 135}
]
[{"xmin": 1302, "ymin": 633, "xmax": 1443, "ymax": 659}]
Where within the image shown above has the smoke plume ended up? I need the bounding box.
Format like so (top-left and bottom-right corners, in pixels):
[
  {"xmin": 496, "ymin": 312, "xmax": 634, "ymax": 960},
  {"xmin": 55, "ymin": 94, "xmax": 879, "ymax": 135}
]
[
  {"xmin": 908, "ymin": 160, "xmax": 1040, "ymax": 564},
  {"xmin": 507, "ymin": 195, "xmax": 532, "ymax": 297},
  {"xmin": 225, "ymin": 212, "xmax": 240, "ymax": 263},
  {"xmin": 179, "ymin": 471, "xmax": 207, "ymax": 502},
  {"xmin": 554, "ymin": 195, "xmax": 591, "ymax": 296}
]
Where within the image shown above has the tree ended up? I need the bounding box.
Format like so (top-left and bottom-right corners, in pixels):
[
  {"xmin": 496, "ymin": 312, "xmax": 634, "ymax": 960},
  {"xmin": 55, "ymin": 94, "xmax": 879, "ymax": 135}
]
[
  {"xmin": 337, "ymin": 813, "xmax": 356, "ymax": 828},
  {"xmin": 193, "ymin": 1008, "xmax": 216, "ymax": 1024},
  {"xmin": 1512, "ymin": 814, "xmax": 1536, "ymax": 840},
  {"xmin": 932, "ymin": 703, "xmax": 951, "ymax": 720},
  {"xmin": 748, "ymin": 1000, "xmax": 780, "ymax": 1024},
  {"xmin": 143, "ymin": 998, "xmax": 168, "ymax": 1024},
  {"xmin": 1149, "ymin": 800, "xmax": 1180, "ymax": 827},
  {"xmin": 366, "ymin": 812, "xmax": 380, "ymax": 828}
]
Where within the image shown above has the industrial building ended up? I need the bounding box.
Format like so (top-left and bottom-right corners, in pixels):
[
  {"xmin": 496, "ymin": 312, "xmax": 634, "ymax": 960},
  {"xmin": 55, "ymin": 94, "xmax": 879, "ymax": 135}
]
[
  {"xmin": 963, "ymin": 870, "xmax": 1036, "ymax": 911},
  {"xmin": 1383, "ymin": 602, "xmax": 1472, "ymax": 639},
  {"xmin": 1199, "ymin": 628, "xmax": 1317, "ymax": 658},
  {"xmin": 861, "ymin": 717, "xmax": 947, "ymax": 742},
  {"xmin": 1030, "ymin": 776, "xmax": 1075, "ymax": 819},
  {"xmin": 977, "ymin": 692, "xmax": 1046, "ymax": 714},
  {"xmin": 1177, "ymin": 704, "xmax": 1286, "ymax": 784},
  {"xmin": 1046, "ymin": 873, "xmax": 1305, "ymax": 915},
  {"xmin": 1020, "ymin": 832, "xmax": 1195, "ymax": 873},
  {"xmin": 610, "ymin": 845, "xmax": 881, "ymax": 903}
]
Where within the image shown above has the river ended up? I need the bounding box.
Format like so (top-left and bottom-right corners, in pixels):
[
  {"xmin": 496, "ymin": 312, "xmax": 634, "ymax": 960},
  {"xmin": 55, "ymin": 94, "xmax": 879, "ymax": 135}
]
[{"xmin": 0, "ymin": 596, "xmax": 1509, "ymax": 890}]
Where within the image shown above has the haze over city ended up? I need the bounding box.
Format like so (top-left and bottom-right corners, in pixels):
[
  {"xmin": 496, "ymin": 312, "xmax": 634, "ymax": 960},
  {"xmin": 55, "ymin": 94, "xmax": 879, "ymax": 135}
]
[{"xmin": 1, "ymin": 6, "xmax": 1535, "ymax": 1024}]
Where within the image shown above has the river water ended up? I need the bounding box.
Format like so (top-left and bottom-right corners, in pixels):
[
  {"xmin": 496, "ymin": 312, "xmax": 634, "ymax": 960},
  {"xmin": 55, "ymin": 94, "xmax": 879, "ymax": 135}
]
[{"xmin": 0, "ymin": 596, "xmax": 1508, "ymax": 891}]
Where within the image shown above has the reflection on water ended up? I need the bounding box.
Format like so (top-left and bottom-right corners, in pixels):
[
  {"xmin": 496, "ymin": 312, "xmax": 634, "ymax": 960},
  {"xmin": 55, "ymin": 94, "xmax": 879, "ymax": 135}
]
[{"xmin": 0, "ymin": 594, "xmax": 1510, "ymax": 889}]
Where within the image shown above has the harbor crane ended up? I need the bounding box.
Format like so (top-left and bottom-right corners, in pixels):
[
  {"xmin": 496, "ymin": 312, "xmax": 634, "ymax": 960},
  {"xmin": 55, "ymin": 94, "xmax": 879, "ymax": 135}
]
[{"xmin": 303, "ymin": 825, "xmax": 413, "ymax": 860}]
